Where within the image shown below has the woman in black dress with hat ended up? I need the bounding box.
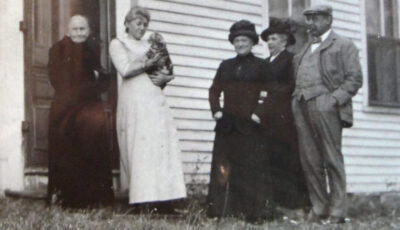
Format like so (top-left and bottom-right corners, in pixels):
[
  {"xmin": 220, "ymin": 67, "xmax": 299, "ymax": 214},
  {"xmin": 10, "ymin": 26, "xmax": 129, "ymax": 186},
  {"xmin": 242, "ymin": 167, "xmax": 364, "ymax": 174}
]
[
  {"xmin": 256, "ymin": 18, "xmax": 310, "ymax": 214},
  {"xmin": 207, "ymin": 19, "xmax": 275, "ymax": 223}
]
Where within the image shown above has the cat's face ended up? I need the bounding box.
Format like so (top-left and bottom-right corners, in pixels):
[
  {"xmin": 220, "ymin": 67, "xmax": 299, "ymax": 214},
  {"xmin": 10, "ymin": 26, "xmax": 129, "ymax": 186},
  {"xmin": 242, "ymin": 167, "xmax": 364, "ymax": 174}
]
[{"xmin": 148, "ymin": 32, "xmax": 165, "ymax": 50}]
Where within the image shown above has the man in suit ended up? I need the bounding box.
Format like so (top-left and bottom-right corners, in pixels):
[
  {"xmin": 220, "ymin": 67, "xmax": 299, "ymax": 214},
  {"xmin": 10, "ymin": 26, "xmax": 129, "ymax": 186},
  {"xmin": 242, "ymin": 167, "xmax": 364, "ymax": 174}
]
[{"xmin": 291, "ymin": 5, "xmax": 362, "ymax": 223}]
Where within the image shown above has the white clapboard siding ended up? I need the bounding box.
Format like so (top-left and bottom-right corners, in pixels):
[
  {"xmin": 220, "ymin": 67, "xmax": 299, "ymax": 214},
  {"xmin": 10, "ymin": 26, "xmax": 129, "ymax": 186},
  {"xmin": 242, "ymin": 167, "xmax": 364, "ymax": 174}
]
[
  {"xmin": 169, "ymin": 76, "xmax": 212, "ymax": 89},
  {"xmin": 137, "ymin": 0, "xmax": 266, "ymax": 185},
  {"xmin": 141, "ymin": 0, "xmax": 263, "ymax": 24},
  {"xmin": 140, "ymin": 0, "xmax": 400, "ymax": 193},
  {"xmin": 345, "ymin": 156, "xmax": 400, "ymax": 167},
  {"xmin": 182, "ymin": 152, "xmax": 212, "ymax": 163},
  {"xmin": 174, "ymin": 66, "xmax": 216, "ymax": 79},
  {"xmin": 171, "ymin": 108, "xmax": 212, "ymax": 120},
  {"xmin": 343, "ymin": 146, "xmax": 400, "ymax": 158},
  {"xmin": 343, "ymin": 128, "xmax": 400, "ymax": 140},
  {"xmin": 326, "ymin": 0, "xmax": 400, "ymax": 193},
  {"xmin": 164, "ymin": 85, "xmax": 209, "ymax": 100},
  {"xmin": 183, "ymin": 162, "xmax": 212, "ymax": 174}
]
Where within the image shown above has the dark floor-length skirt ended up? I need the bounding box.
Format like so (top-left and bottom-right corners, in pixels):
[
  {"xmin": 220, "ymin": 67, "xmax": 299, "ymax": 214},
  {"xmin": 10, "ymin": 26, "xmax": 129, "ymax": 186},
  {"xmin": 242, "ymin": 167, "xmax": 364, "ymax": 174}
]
[
  {"xmin": 48, "ymin": 100, "xmax": 114, "ymax": 208},
  {"xmin": 269, "ymin": 136, "xmax": 310, "ymax": 210},
  {"xmin": 207, "ymin": 129, "xmax": 274, "ymax": 221}
]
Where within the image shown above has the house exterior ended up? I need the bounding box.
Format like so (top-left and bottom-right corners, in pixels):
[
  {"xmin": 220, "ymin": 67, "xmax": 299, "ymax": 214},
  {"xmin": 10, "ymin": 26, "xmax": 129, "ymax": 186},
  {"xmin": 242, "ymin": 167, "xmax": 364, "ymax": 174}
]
[{"xmin": 1, "ymin": 0, "xmax": 400, "ymax": 196}]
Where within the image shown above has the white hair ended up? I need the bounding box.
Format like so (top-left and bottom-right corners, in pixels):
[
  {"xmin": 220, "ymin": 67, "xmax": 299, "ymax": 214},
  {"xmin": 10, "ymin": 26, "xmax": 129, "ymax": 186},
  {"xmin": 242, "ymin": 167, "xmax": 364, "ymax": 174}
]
[{"xmin": 68, "ymin": 15, "xmax": 90, "ymax": 29}]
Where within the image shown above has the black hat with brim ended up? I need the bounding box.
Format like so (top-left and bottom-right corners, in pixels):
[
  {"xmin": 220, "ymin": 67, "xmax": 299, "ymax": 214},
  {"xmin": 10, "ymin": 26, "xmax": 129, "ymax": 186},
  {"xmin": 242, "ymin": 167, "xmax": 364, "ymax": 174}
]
[
  {"xmin": 228, "ymin": 20, "xmax": 259, "ymax": 44},
  {"xmin": 261, "ymin": 18, "xmax": 296, "ymax": 45}
]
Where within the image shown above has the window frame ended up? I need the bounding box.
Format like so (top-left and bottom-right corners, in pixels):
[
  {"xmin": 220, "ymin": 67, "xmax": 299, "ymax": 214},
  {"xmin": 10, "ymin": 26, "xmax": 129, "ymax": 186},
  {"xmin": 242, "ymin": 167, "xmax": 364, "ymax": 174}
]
[
  {"xmin": 363, "ymin": 0, "xmax": 400, "ymax": 113},
  {"xmin": 268, "ymin": 0, "xmax": 310, "ymax": 18},
  {"xmin": 378, "ymin": 0, "xmax": 400, "ymax": 38},
  {"xmin": 266, "ymin": 0, "xmax": 310, "ymax": 55}
]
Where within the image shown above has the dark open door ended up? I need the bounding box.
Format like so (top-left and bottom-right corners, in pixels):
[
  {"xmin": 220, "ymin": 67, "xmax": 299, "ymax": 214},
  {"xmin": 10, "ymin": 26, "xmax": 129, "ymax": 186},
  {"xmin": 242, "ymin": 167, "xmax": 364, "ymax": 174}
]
[{"xmin": 23, "ymin": 0, "xmax": 116, "ymax": 175}]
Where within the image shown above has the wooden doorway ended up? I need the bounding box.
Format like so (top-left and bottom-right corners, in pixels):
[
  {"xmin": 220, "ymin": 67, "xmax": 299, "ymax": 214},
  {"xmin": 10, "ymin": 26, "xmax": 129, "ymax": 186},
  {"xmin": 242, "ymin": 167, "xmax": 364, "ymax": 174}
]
[{"xmin": 23, "ymin": 0, "xmax": 116, "ymax": 176}]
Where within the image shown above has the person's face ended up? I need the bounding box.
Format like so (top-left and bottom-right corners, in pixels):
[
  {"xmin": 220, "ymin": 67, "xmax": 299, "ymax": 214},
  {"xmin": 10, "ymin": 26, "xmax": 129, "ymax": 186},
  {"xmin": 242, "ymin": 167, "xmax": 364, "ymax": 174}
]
[
  {"xmin": 305, "ymin": 14, "xmax": 332, "ymax": 37},
  {"xmin": 68, "ymin": 16, "xmax": 90, "ymax": 43},
  {"xmin": 126, "ymin": 17, "xmax": 149, "ymax": 40},
  {"xmin": 233, "ymin": 36, "xmax": 254, "ymax": 56},
  {"xmin": 267, "ymin": 33, "xmax": 287, "ymax": 56}
]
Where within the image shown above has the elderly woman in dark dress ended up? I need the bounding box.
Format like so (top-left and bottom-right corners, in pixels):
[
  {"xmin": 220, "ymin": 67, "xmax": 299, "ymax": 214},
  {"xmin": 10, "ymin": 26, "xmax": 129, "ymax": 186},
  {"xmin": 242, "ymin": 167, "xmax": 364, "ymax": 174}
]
[
  {"xmin": 207, "ymin": 19, "xmax": 275, "ymax": 223},
  {"xmin": 47, "ymin": 15, "xmax": 113, "ymax": 208},
  {"xmin": 256, "ymin": 18, "xmax": 310, "ymax": 216}
]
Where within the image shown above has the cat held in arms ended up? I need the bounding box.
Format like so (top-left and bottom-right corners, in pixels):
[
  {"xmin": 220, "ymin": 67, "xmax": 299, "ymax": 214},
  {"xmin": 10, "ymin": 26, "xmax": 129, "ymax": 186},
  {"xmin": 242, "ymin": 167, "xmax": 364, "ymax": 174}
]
[{"xmin": 146, "ymin": 32, "xmax": 174, "ymax": 76}]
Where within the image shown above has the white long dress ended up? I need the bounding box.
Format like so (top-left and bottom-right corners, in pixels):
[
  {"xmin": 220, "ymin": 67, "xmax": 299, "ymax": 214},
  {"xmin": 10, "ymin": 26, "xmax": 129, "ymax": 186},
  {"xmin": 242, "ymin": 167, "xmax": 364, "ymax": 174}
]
[{"xmin": 109, "ymin": 33, "xmax": 186, "ymax": 204}]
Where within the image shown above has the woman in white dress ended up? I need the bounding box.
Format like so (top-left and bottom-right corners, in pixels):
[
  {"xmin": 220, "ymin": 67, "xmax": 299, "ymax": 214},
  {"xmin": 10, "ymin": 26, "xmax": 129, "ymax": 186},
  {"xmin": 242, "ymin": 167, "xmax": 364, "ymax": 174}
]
[{"xmin": 109, "ymin": 6, "xmax": 186, "ymax": 206}]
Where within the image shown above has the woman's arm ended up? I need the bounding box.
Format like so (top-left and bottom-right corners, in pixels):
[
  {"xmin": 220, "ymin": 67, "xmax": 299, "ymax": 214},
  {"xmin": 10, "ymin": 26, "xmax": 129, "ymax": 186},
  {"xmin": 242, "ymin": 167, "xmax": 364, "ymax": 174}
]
[
  {"xmin": 148, "ymin": 71, "xmax": 174, "ymax": 89},
  {"xmin": 252, "ymin": 62, "xmax": 274, "ymax": 123},
  {"xmin": 48, "ymin": 44, "xmax": 70, "ymax": 91},
  {"xmin": 209, "ymin": 62, "xmax": 224, "ymax": 118},
  {"xmin": 109, "ymin": 39, "xmax": 160, "ymax": 79}
]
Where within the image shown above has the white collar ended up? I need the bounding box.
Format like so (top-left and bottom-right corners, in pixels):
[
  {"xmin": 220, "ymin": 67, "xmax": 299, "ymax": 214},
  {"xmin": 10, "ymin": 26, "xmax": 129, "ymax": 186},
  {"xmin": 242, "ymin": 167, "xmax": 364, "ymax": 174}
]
[
  {"xmin": 269, "ymin": 50, "xmax": 283, "ymax": 62},
  {"xmin": 118, "ymin": 32, "xmax": 149, "ymax": 44},
  {"xmin": 320, "ymin": 29, "xmax": 332, "ymax": 43},
  {"xmin": 310, "ymin": 29, "xmax": 332, "ymax": 52}
]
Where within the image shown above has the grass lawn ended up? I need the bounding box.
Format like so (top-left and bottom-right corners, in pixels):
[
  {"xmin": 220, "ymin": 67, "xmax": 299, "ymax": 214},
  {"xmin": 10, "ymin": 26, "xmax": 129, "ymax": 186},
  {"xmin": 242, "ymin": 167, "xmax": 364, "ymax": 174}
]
[{"xmin": 0, "ymin": 194, "xmax": 400, "ymax": 229}]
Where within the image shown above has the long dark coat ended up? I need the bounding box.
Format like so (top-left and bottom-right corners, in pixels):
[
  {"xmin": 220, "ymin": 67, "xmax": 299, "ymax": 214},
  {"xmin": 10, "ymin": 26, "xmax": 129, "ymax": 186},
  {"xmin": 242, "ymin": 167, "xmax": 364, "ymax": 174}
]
[
  {"xmin": 47, "ymin": 36, "xmax": 113, "ymax": 208},
  {"xmin": 207, "ymin": 53, "xmax": 274, "ymax": 221},
  {"xmin": 254, "ymin": 50, "xmax": 310, "ymax": 209}
]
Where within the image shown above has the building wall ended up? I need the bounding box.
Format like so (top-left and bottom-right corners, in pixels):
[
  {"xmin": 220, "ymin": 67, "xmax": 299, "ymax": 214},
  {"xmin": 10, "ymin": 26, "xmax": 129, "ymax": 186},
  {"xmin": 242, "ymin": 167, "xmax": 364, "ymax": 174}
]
[
  {"xmin": 0, "ymin": 0, "xmax": 25, "ymax": 194},
  {"xmin": 0, "ymin": 0, "xmax": 398, "ymax": 195},
  {"xmin": 324, "ymin": 0, "xmax": 400, "ymax": 193},
  {"xmin": 132, "ymin": 0, "xmax": 267, "ymax": 191},
  {"xmin": 134, "ymin": 0, "xmax": 400, "ymax": 194}
]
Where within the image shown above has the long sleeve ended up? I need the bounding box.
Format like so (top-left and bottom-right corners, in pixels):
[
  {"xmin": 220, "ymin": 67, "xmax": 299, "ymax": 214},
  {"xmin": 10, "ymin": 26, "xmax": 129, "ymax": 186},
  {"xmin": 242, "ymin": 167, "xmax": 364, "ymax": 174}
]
[
  {"xmin": 48, "ymin": 45, "xmax": 66, "ymax": 91},
  {"xmin": 209, "ymin": 62, "xmax": 224, "ymax": 115},
  {"xmin": 272, "ymin": 56, "xmax": 295, "ymax": 94},
  {"xmin": 95, "ymin": 68, "xmax": 111, "ymax": 94},
  {"xmin": 84, "ymin": 43, "xmax": 110, "ymax": 94},
  {"xmin": 331, "ymin": 41, "xmax": 363, "ymax": 105},
  {"xmin": 253, "ymin": 62, "xmax": 273, "ymax": 120},
  {"xmin": 109, "ymin": 39, "xmax": 145, "ymax": 78}
]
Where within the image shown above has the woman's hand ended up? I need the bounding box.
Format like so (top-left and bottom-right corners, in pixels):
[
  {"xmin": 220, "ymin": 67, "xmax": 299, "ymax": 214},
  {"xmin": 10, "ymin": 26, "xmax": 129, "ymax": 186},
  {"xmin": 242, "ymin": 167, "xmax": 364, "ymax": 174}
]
[
  {"xmin": 251, "ymin": 113, "xmax": 260, "ymax": 124},
  {"xmin": 142, "ymin": 52, "xmax": 163, "ymax": 70},
  {"xmin": 213, "ymin": 111, "xmax": 223, "ymax": 120},
  {"xmin": 148, "ymin": 71, "xmax": 174, "ymax": 86},
  {"xmin": 328, "ymin": 94, "xmax": 339, "ymax": 107}
]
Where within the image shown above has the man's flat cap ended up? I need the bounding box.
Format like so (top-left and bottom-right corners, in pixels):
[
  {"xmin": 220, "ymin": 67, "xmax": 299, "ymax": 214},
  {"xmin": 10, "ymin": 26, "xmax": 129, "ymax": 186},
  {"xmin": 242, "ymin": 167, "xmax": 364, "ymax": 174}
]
[{"xmin": 303, "ymin": 4, "xmax": 333, "ymax": 16}]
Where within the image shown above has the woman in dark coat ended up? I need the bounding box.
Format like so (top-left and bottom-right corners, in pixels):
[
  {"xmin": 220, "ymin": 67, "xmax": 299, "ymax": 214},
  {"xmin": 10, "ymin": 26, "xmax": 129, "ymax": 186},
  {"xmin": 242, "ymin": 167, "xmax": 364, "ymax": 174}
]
[
  {"xmin": 257, "ymin": 18, "xmax": 310, "ymax": 212},
  {"xmin": 47, "ymin": 15, "xmax": 113, "ymax": 208},
  {"xmin": 207, "ymin": 20, "xmax": 275, "ymax": 223}
]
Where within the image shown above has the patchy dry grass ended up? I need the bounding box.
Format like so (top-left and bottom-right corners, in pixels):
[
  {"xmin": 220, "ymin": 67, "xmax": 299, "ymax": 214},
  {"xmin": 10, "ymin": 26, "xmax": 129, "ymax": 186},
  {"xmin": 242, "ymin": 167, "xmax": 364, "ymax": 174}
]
[{"xmin": 0, "ymin": 194, "xmax": 400, "ymax": 229}]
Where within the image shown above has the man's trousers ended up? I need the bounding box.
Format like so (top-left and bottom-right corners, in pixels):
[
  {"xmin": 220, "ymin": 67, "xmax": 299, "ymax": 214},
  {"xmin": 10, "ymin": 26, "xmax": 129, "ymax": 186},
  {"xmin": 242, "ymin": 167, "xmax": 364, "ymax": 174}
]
[{"xmin": 291, "ymin": 93, "xmax": 346, "ymax": 218}]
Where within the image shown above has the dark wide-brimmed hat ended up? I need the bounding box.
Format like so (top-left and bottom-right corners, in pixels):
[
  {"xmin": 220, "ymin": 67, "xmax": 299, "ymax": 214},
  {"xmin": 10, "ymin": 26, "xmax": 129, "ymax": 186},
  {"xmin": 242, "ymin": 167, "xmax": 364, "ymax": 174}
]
[
  {"xmin": 228, "ymin": 19, "xmax": 259, "ymax": 44},
  {"xmin": 260, "ymin": 18, "xmax": 296, "ymax": 45}
]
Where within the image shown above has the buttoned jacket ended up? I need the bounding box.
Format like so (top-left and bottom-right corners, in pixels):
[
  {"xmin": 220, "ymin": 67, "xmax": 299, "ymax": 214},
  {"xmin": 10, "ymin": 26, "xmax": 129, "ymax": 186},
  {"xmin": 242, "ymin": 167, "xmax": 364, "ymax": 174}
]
[
  {"xmin": 293, "ymin": 31, "xmax": 363, "ymax": 127},
  {"xmin": 209, "ymin": 53, "xmax": 265, "ymax": 135}
]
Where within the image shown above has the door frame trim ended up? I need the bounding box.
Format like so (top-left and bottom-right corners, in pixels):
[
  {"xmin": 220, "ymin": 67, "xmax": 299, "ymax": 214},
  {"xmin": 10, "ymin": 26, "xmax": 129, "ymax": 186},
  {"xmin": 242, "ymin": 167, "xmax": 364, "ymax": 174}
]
[{"xmin": 23, "ymin": 0, "xmax": 117, "ymax": 173}]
